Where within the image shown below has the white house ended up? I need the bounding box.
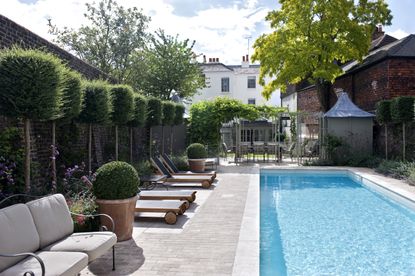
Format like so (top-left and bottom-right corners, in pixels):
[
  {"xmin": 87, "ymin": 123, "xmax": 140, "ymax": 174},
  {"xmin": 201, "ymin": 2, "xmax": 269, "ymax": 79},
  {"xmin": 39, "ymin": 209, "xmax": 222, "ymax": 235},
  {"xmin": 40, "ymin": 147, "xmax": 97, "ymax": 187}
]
[{"xmin": 191, "ymin": 55, "xmax": 281, "ymax": 106}]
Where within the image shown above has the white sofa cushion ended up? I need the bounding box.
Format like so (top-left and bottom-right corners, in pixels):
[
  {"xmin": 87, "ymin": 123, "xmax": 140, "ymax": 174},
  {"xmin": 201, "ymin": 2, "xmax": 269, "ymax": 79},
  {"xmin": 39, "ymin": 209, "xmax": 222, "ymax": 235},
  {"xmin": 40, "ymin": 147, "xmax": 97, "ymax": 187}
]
[
  {"xmin": 44, "ymin": 231, "xmax": 117, "ymax": 261},
  {"xmin": 26, "ymin": 194, "xmax": 74, "ymax": 248},
  {"xmin": 0, "ymin": 251, "xmax": 88, "ymax": 276},
  {"xmin": 0, "ymin": 203, "xmax": 40, "ymax": 272}
]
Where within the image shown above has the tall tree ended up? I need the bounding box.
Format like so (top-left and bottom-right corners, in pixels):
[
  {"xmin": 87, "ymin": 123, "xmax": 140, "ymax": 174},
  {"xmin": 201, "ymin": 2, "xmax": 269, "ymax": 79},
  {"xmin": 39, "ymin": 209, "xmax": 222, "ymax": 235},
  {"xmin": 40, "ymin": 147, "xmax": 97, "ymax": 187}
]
[
  {"xmin": 49, "ymin": 0, "xmax": 150, "ymax": 83},
  {"xmin": 130, "ymin": 30, "xmax": 205, "ymax": 100},
  {"xmin": 252, "ymin": 0, "xmax": 392, "ymax": 111}
]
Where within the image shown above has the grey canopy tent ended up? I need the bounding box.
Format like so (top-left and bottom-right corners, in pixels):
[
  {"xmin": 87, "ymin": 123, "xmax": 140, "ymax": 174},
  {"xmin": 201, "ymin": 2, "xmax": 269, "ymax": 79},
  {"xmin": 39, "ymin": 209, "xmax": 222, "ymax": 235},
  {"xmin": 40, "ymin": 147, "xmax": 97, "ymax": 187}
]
[{"xmin": 323, "ymin": 91, "xmax": 375, "ymax": 154}]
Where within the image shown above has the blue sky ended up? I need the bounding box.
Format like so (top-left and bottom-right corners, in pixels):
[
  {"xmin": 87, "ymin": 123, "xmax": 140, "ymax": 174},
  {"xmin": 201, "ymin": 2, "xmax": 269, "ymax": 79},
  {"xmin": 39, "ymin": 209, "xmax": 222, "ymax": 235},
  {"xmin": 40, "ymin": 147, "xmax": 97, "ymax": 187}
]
[{"xmin": 3, "ymin": 0, "xmax": 414, "ymax": 64}]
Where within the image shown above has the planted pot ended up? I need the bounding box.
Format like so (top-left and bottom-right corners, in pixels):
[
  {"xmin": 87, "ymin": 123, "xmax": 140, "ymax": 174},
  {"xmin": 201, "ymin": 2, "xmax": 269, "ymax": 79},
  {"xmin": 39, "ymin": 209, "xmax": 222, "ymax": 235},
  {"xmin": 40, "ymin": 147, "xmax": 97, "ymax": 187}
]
[
  {"xmin": 93, "ymin": 161, "xmax": 140, "ymax": 241},
  {"xmin": 186, "ymin": 143, "xmax": 208, "ymax": 173},
  {"xmin": 188, "ymin": 159, "xmax": 206, "ymax": 172},
  {"xmin": 96, "ymin": 195, "xmax": 137, "ymax": 241}
]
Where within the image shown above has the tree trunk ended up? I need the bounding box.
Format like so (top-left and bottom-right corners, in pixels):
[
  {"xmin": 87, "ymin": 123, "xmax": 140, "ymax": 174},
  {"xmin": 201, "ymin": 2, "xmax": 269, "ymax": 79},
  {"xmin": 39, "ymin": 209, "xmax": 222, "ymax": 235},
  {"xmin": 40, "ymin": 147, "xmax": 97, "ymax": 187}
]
[
  {"xmin": 88, "ymin": 124, "xmax": 92, "ymax": 176},
  {"xmin": 51, "ymin": 121, "xmax": 57, "ymax": 192},
  {"xmin": 24, "ymin": 118, "xmax": 31, "ymax": 192},
  {"xmin": 129, "ymin": 127, "xmax": 133, "ymax": 163},
  {"xmin": 161, "ymin": 125, "xmax": 165, "ymax": 155},
  {"xmin": 316, "ymin": 79, "xmax": 331, "ymax": 112},
  {"xmin": 115, "ymin": 125, "xmax": 119, "ymax": 160},
  {"xmin": 403, "ymin": 122, "xmax": 406, "ymax": 161},
  {"xmin": 385, "ymin": 124, "xmax": 388, "ymax": 160}
]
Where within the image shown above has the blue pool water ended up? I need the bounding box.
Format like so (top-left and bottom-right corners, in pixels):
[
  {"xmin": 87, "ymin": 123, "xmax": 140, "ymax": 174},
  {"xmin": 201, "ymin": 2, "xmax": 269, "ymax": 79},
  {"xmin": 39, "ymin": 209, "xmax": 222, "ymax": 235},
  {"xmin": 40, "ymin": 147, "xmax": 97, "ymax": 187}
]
[{"xmin": 260, "ymin": 170, "xmax": 415, "ymax": 276}]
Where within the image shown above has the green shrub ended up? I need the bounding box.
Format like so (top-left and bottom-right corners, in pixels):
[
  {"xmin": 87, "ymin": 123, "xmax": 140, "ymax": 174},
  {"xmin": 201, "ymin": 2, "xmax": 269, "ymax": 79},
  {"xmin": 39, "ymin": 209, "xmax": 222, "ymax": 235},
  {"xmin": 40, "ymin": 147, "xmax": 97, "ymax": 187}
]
[
  {"xmin": 162, "ymin": 101, "xmax": 175, "ymax": 126},
  {"xmin": 110, "ymin": 85, "xmax": 134, "ymax": 125},
  {"xmin": 78, "ymin": 80, "xmax": 110, "ymax": 124},
  {"xmin": 134, "ymin": 160, "xmax": 153, "ymax": 177},
  {"xmin": 376, "ymin": 100, "xmax": 392, "ymax": 124},
  {"xmin": 391, "ymin": 96, "xmax": 415, "ymax": 123},
  {"xmin": 393, "ymin": 162, "xmax": 415, "ymax": 179},
  {"xmin": 60, "ymin": 68, "xmax": 83, "ymax": 121},
  {"xmin": 0, "ymin": 47, "xmax": 63, "ymax": 120},
  {"xmin": 187, "ymin": 143, "xmax": 207, "ymax": 159},
  {"xmin": 408, "ymin": 168, "xmax": 415, "ymax": 185},
  {"xmin": 173, "ymin": 104, "xmax": 185, "ymax": 125},
  {"xmin": 93, "ymin": 161, "xmax": 139, "ymax": 200},
  {"xmin": 146, "ymin": 97, "xmax": 162, "ymax": 127},
  {"xmin": 171, "ymin": 154, "xmax": 189, "ymax": 171},
  {"xmin": 129, "ymin": 94, "xmax": 147, "ymax": 127},
  {"xmin": 375, "ymin": 160, "xmax": 402, "ymax": 177}
]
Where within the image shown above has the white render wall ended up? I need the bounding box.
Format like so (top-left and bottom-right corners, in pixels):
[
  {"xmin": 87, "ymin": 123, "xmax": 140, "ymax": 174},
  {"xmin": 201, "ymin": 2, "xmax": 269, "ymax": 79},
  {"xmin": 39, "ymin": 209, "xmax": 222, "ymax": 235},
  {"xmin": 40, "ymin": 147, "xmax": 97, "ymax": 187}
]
[
  {"xmin": 192, "ymin": 63, "xmax": 281, "ymax": 106},
  {"xmin": 281, "ymin": 92, "xmax": 297, "ymax": 112}
]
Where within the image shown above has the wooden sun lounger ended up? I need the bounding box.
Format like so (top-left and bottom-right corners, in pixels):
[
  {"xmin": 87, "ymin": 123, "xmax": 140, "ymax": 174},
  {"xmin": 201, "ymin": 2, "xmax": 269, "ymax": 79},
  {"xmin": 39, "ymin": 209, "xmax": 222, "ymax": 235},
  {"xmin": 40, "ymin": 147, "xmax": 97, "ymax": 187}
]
[
  {"xmin": 138, "ymin": 190, "xmax": 197, "ymax": 209},
  {"xmin": 151, "ymin": 157, "xmax": 213, "ymax": 188},
  {"xmin": 161, "ymin": 153, "xmax": 216, "ymax": 179},
  {"xmin": 135, "ymin": 200, "xmax": 187, "ymax": 224}
]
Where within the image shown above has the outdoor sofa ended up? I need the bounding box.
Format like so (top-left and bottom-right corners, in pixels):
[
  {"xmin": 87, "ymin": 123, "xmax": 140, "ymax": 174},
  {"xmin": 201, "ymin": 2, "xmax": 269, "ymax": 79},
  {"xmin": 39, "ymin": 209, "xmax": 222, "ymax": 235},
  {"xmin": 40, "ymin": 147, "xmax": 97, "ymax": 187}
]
[{"xmin": 0, "ymin": 194, "xmax": 117, "ymax": 276}]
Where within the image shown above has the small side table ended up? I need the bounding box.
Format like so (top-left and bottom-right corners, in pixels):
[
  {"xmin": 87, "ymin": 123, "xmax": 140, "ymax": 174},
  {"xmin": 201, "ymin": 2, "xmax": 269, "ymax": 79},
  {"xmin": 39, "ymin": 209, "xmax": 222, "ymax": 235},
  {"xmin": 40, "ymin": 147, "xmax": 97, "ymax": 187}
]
[{"xmin": 139, "ymin": 175, "xmax": 167, "ymax": 190}]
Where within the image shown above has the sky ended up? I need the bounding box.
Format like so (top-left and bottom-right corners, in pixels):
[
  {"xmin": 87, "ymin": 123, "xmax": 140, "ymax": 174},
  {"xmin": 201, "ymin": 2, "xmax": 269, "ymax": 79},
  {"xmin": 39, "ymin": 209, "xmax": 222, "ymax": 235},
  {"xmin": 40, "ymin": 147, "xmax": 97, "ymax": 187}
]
[{"xmin": 1, "ymin": 0, "xmax": 414, "ymax": 65}]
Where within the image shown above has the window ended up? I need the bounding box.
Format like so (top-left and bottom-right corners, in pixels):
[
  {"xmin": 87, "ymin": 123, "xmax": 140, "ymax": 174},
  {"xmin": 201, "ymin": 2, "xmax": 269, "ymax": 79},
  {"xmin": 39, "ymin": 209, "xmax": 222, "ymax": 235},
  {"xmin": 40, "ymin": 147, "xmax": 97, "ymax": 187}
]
[
  {"xmin": 248, "ymin": 98, "xmax": 256, "ymax": 105},
  {"xmin": 241, "ymin": 129, "xmax": 251, "ymax": 142},
  {"xmin": 247, "ymin": 76, "xmax": 256, "ymax": 88},
  {"xmin": 221, "ymin": 77, "xmax": 230, "ymax": 92}
]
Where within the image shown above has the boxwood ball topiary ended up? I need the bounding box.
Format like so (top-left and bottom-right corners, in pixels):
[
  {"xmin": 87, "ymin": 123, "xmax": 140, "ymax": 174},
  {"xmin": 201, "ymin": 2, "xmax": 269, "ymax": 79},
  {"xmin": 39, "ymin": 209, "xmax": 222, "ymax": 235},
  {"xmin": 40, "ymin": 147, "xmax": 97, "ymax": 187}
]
[
  {"xmin": 93, "ymin": 161, "xmax": 140, "ymax": 200},
  {"xmin": 187, "ymin": 143, "xmax": 207, "ymax": 159}
]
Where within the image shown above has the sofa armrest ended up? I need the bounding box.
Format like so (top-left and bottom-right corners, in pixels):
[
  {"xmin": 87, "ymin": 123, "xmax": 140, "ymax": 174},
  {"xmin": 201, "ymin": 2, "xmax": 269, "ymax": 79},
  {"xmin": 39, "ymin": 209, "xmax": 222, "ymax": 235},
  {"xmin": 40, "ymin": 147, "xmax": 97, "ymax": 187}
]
[
  {"xmin": 0, "ymin": 252, "xmax": 45, "ymax": 276},
  {"xmin": 70, "ymin": 212, "xmax": 115, "ymax": 233}
]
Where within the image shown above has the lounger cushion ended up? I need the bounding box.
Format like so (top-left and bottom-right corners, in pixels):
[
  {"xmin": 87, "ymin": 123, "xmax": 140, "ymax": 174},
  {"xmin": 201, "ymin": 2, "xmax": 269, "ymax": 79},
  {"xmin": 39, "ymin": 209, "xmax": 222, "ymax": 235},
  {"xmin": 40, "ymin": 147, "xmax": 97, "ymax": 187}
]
[
  {"xmin": 26, "ymin": 194, "xmax": 74, "ymax": 248},
  {"xmin": 0, "ymin": 251, "xmax": 88, "ymax": 276},
  {"xmin": 43, "ymin": 232, "xmax": 117, "ymax": 261},
  {"xmin": 0, "ymin": 204, "xmax": 40, "ymax": 272}
]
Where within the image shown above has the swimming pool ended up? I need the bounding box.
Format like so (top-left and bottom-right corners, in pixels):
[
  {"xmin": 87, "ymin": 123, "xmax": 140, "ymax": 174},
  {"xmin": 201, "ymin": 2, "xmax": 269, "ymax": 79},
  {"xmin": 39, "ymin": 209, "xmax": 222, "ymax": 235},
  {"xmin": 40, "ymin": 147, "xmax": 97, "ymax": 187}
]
[{"xmin": 260, "ymin": 170, "xmax": 415, "ymax": 276}]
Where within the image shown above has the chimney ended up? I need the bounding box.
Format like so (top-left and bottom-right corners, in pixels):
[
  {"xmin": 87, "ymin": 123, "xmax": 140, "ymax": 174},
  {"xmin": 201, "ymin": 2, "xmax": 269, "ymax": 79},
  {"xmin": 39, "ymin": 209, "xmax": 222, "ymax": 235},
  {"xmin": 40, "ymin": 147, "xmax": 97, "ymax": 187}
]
[
  {"xmin": 242, "ymin": 54, "xmax": 249, "ymax": 68},
  {"xmin": 372, "ymin": 25, "xmax": 384, "ymax": 41},
  {"xmin": 203, "ymin": 55, "xmax": 206, "ymax": 63},
  {"xmin": 216, "ymin": 58, "xmax": 219, "ymax": 62},
  {"xmin": 246, "ymin": 54, "xmax": 249, "ymax": 63},
  {"xmin": 242, "ymin": 56, "xmax": 245, "ymax": 62},
  {"xmin": 209, "ymin": 58, "xmax": 212, "ymax": 62}
]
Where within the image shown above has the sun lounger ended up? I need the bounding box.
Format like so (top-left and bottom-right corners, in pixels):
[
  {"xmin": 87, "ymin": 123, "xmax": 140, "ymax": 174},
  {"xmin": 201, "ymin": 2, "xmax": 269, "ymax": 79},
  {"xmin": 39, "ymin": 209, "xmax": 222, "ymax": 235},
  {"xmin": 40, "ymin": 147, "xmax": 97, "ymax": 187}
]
[
  {"xmin": 151, "ymin": 157, "xmax": 213, "ymax": 188},
  {"xmin": 138, "ymin": 190, "xmax": 197, "ymax": 209},
  {"xmin": 161, "ymin": 153, "xmax": 216, "ymax": 179},
  {"xmin": 135, "ymin": 200, "xmax": 187, "ymax": 224}
]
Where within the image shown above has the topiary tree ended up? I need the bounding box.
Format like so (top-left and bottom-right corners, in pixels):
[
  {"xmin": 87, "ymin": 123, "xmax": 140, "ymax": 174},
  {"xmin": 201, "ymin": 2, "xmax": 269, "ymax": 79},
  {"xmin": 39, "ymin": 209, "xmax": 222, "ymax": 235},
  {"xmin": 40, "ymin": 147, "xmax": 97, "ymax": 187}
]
[
  {"xmin": 146, "ymin": 97, "xmax": 162, "ymax": 157},
  {"xmin": 171, "ymin": 103, "xmax": 185, "ymax": 154},
  {"xmin": 376, "ymin": 100, "xmax": 392, "ymax": 159},
  {"xmin": 0, "ymin": 48, "xmax": 63, "ymax": 191},
  {"xmin": 186, "ymin": 143, "xmax": 207, "ymax": 159},
  {"xmin": 110, "ymin": 85, "xmax": 134, "ymax": 160},
  {"xmin": 161, "ymin": 101, "xmax": 175, "ymax": 154},
  {"xmin": 391, "ymin": 96, "xmax": 415, "ymax": 160},
  {"xmin": 128, "ymin": 94, "xmax": 147, "ymax": 163},
  {"xmin": 51, "ymin": 67, "xmax": 83, "ymax": 190},
  {"xmin": 93, "ymin": 161, "xmax": 139, "ymax": 200},
  {"xmin": 78, "ymin": 80, "xmax": 111, "ymax": 174}
]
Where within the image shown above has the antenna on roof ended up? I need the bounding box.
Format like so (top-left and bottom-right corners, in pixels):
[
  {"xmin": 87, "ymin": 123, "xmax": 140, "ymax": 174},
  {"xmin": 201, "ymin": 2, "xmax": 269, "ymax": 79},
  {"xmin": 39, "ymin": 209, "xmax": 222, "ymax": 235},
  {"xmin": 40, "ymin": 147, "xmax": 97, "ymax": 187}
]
[{"xmin": 243, "ymin": 35, "xmax": 252, "ymax": 57}]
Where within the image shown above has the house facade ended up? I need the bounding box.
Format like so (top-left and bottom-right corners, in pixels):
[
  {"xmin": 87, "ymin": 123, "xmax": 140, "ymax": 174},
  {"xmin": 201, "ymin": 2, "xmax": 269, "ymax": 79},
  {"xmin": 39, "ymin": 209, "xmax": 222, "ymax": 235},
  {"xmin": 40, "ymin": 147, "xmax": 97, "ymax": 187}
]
[{"xmin": 192, "ymin": 55, "xmax": 281, "ymax": 106}]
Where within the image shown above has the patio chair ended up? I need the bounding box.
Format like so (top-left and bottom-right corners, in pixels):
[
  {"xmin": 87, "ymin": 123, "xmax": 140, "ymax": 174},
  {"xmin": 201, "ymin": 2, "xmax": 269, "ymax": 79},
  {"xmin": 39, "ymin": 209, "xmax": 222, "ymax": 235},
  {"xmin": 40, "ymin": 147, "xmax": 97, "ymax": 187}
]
[
  {"xmin": 150, "ymin": 157, "xmax": 212, "ymax": 189},
  {"xmin": 135, "ymin": 200, "xmax": 187, "ymax": 224},
  {"xmin": 138, "ymin": 190, "xmax": 197, "ymax": 209},
  {"xmin": 222, "ymin": 142, "xmax": 232, "ymax": 160},
  {"xmin": 161, "ymin": 153, "xmax": 216, "ymax": 179}
]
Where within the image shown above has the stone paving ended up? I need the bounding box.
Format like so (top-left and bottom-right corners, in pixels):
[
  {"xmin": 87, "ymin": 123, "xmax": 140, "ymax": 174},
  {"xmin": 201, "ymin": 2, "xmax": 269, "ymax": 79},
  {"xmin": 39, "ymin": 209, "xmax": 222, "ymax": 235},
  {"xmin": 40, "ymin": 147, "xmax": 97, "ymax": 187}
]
[{"xmin": 80, "ymin": 165, "xmax": 259, "ymax": 276}]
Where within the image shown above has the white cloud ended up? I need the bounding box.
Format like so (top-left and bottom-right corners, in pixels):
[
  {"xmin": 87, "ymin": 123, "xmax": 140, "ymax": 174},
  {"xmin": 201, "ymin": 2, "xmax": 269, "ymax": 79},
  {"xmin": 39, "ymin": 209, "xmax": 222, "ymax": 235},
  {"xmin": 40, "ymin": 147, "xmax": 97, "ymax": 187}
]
[
  {"xmin": 1, "ymin": 0, "xmax": 270, "ymax": 64},
  {"xmin": 388, "ymin": 28, "xmax": 409, "ymax": 39}
]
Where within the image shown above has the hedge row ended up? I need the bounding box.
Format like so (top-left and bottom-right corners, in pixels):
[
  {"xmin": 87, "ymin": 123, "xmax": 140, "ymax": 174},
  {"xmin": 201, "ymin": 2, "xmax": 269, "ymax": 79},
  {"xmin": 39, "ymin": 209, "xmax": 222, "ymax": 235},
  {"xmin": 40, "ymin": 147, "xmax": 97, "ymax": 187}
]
[
  {"xmin": 376, "ymin": 96, "xmax": 415, "ymax": 124},
  {"xmin": 0, "ymin": 48, "xmax": 185, "ymax": 127}
]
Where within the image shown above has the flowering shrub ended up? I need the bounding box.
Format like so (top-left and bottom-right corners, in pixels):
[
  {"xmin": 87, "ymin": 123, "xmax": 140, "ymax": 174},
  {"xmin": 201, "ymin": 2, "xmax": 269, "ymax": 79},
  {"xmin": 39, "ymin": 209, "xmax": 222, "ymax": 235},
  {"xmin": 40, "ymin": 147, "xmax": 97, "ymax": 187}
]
[
  {"xmin": 59, "ymin": 162, "xmax": 93, "ymax": 196},
  {"xmin": 66, "ymin": 192, "xmax": 99, "ymax": 232}
]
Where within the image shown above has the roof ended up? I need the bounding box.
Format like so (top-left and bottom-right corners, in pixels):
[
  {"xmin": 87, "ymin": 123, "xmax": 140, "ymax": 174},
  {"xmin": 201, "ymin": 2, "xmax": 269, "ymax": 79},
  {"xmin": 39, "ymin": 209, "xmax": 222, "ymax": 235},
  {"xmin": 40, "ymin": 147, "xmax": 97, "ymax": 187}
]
[
  {"xmin": 342, "ymin": 34, "xmax": 415, "ymax": 74},
  {"xmin": 199, "ymin": 62, "xmax": 260, "ymax": 71},
  {"xmin": 323, "ymin": 92, "xmax": 375, "ymax": 118},
  {"xmin": 370, "ymin": 34, "xmax": 397, "ymax": 51}
]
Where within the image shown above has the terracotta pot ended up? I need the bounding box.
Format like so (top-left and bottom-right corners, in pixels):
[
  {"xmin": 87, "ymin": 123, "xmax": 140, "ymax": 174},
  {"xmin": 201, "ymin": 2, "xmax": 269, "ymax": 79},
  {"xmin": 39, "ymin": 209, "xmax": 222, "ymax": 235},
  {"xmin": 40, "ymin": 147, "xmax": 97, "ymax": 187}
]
[
  {"xmin": 188, "ymin": 159, "xmax": 206, "ymax": 172},
  {"xmin": 96, "ymin": 195, "xmax": 137, "ymax": 241}
]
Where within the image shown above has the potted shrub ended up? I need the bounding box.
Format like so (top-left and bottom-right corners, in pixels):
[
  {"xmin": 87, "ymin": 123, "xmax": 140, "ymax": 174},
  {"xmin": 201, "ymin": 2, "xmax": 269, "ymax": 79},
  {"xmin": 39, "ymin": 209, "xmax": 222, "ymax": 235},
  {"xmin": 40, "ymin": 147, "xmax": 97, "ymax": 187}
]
[
  {"xmin": 93, "ymin": 161, "xmax": 139, "ymax": 241},
  {"xmin": 187, "ymin": 143, "xmax": 207, "ymax": 172}
]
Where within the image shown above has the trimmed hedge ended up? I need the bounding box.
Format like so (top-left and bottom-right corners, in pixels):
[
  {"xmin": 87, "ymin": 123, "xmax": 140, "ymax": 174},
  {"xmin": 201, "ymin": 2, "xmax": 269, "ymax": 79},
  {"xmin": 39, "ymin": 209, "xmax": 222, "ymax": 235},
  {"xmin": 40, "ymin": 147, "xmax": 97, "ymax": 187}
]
[
  {"xmin": 174, "ymin": 104, "xmax": 185, "ymax": 125},
  {"xmin": 187, "ymin": 143, "xmax": 207, "ymax": 159},
  {"xmin": 162, "ymin": 101, "xmax": 175, "ymax": 126},
  {"xmin": 129, "ymin": 94, "xmax": 147, "ymax": 127},
  {"xmin": 78, "ymin": 80, "xmax": 110, "ymax": 124},
  {"xmin": 391, "ymin": 96, "xmax": 415, "ymax": 123},
  {"xmin": 93, "ymin": 161, "xmax": 139, "ymax": 200},
  {"xmin": 146, "ymin": 97, "xmax": 162, "ymax": 127},
  {"xmin": 110, "ymin": 85, "xmax": 134, "ymax": 125},
  {"xmin": 0, "ymin": 47, "xmax": 63, "ymax": 120},
  {"xmin": 376, "ymin": 100, "xmax": 392, "ymax": 124}
]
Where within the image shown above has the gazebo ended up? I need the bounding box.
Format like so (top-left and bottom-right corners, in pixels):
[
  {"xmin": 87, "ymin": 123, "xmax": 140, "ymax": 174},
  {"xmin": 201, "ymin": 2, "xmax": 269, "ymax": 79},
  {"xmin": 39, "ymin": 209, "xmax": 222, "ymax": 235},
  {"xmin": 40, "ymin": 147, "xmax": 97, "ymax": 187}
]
[{"xmin": 323, "ymin": 91, "xmax": 375, "ymax": 154}]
